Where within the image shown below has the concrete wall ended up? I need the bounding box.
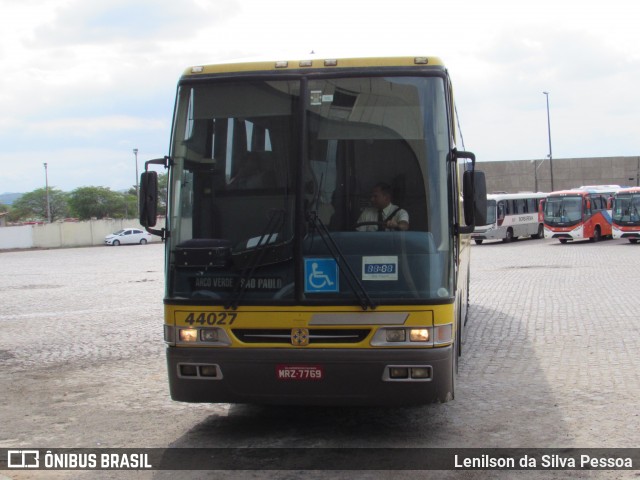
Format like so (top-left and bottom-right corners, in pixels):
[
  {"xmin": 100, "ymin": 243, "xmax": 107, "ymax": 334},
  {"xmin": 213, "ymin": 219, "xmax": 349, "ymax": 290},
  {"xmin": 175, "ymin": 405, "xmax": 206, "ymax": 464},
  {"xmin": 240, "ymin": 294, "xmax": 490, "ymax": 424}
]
[
  {"xmin": 478, "ymin": 156, "xmax": 640, "ymax": 193},
  {"xmin": 0, "ymin": 218, "xmax": 165, "ymax": 250},
  {"xmin": 0, "ymin": 225, "xmax": 34, "ymax": 249}
]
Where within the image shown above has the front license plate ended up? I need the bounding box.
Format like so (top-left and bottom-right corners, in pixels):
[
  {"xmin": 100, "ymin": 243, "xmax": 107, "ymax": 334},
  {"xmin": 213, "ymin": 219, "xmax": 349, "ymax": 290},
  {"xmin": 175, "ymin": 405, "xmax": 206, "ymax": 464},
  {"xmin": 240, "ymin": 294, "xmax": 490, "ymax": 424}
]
[{"xmin": 276, "ymin": 365, "xmax": 324, "ymax": 381}]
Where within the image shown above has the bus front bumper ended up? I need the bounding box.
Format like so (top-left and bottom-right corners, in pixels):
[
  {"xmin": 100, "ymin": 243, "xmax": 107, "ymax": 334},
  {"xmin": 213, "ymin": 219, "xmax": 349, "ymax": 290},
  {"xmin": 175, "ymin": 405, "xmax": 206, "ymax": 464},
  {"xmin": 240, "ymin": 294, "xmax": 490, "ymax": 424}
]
[{"xmin": 166, "ymin": 346, "xmax": 454, "ymax": 406}]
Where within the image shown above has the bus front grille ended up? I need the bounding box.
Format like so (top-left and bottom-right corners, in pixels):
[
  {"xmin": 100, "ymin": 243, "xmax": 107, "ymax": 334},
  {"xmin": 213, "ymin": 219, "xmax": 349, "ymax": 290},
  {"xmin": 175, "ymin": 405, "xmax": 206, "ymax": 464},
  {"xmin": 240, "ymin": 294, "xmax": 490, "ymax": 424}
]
[{"xmin": 232, "ymin": 329, "xmax": 371, "ymax": 344}]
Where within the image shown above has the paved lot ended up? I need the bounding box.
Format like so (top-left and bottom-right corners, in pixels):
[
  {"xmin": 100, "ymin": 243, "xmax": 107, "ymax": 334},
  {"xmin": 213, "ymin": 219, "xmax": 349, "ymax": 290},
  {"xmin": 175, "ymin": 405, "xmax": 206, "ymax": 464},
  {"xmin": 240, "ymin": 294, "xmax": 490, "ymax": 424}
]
[{"xmin": 0, "ymin": 238, "xmax": 639, "ymax": 479}]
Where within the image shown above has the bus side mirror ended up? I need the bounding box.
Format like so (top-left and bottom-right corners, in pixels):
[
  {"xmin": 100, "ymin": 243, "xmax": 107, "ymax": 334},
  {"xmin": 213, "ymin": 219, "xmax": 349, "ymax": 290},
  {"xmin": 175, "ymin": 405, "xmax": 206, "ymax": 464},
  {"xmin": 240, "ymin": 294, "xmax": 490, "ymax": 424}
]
[
  {"xmin": 140, "ymin": 171, "xmax": 158, "ymax": 227},
  {"xmin": 463, "ymin": 170, "xmax": 488, "ymax": 227}
]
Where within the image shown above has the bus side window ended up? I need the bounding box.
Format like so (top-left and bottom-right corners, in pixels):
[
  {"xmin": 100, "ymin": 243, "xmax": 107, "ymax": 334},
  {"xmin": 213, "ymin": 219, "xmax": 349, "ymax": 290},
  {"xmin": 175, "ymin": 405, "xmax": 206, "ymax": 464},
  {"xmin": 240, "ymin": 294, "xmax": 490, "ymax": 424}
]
[{"xmin": 517, "ymin": 199, "xmax": 526, "ymax": 214}]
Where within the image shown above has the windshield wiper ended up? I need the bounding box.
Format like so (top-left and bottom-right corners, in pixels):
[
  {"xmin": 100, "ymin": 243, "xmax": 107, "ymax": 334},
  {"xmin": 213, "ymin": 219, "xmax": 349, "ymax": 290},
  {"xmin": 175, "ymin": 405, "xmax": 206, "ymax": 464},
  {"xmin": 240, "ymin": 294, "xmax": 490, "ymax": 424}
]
[
  {"xmin": 306, "ymin": 211, "xmax": 376, "ymax": 311},
  {"xmin": 225, "ymin": 209, "xmax": 285, "ymax": 310}
]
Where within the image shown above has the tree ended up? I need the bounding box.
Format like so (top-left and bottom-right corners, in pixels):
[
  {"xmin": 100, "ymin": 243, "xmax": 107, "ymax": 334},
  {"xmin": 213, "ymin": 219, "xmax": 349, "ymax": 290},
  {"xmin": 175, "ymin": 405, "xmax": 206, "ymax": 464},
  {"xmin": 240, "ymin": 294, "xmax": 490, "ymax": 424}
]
[
  {"xmin": 11, "ymin": 188, "xmax": 69, "ymax": 222},
  {"xmin": 68, "ymin": 186, "xmax": 127, "ymax": 220},
  {"xmin": 157, "ymin": 173, "xmax": 168, "ymax": 216}
]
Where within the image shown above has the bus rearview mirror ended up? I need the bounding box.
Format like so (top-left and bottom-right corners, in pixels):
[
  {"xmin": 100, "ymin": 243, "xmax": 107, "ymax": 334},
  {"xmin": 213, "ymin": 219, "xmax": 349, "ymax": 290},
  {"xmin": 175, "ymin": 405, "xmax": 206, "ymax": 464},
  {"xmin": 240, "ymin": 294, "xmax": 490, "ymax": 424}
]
[
  {"xmin": 463, "ymin": 170, "xmax": 488, "ymax": 227},
  {"xmin": 140, "ymin": 171, "xmax": 158, "ymax": 227}
]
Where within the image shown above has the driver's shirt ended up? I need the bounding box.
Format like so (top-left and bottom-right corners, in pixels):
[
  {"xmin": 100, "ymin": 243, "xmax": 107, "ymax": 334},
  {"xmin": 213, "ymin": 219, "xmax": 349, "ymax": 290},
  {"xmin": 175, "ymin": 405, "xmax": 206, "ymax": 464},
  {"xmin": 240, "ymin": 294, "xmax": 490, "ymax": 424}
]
[{"xmin": 356, "ymin": 203, "xmax": 409, "ymax": 231}]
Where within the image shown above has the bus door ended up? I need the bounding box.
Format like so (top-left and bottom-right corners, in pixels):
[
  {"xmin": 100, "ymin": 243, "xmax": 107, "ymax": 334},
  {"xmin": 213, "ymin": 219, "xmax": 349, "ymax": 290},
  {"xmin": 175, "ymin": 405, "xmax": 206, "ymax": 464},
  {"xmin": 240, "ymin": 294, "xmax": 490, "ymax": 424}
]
[{"xmin": 496, "ymin": 200, "xmax": 506, "ymax": 227}]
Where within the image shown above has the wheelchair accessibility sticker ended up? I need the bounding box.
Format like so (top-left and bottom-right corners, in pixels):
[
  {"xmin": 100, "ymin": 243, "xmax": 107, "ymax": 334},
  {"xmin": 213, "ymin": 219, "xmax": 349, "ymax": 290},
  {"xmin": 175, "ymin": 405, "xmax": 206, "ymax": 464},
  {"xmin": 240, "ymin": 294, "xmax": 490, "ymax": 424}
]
[{"xmin": 304, "ymin": 258, "xmax": 339, "ymax": 293}]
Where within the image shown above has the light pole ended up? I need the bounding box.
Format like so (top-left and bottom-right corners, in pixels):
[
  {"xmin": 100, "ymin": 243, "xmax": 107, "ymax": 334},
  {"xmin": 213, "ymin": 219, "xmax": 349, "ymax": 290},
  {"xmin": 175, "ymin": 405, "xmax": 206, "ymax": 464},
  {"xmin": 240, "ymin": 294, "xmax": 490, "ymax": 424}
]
[
  {"xmin": 133, "ymin": 148, "xmax": 139, "ymax": 218},
  {"xmin": 43, "ymin": 162, "xmax": 51, "ymax": 223},
  {"xmin": 532, "ymin": 158, "xmax": 547, "ymax": 192},
  {"xmin": 543, "ymin": 92, "xmax": 555, "ymax": 191}
]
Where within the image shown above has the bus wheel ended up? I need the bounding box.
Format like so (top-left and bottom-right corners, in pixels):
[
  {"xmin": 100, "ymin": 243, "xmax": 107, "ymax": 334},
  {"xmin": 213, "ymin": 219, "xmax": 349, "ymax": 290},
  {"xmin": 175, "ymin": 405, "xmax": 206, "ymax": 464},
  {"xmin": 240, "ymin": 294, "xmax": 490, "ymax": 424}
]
[
  {"xmin": 532, "ymin": 224, "xmax": 544, "ymax": 239},
  {"xmin": 559, "ymin": 239, "xmax": 568, "ymax": 244},
  {"xmin": 474, "ymin": 239, "xmax": 483, "ymax": 245},
  {"xmin": 630, "ymin": 239, "xmax": 638, "ymax": 244},
  {"xmin": 591, "ymin": 227, "xmax": 602, "ymax": 242},
  {"xmin": 503, "ymin": 228, "xmax": 514, "ymax": 242}
]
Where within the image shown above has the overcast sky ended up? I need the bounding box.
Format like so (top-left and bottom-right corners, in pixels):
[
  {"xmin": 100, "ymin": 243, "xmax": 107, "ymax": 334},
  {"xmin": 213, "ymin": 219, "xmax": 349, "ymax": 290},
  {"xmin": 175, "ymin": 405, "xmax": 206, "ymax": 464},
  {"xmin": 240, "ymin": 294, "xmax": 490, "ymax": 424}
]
[{"xmin": 1, "ymin": 0, "xmax": 639, "ymax": 194}]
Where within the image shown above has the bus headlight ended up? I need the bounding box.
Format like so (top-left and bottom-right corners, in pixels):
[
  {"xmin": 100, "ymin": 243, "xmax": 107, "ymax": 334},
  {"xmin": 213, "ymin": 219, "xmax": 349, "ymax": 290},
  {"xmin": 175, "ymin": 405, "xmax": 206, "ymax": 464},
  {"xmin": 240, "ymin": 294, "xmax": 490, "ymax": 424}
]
[
  {"xmin": 409, "ymin": 328, "xmax": 430, "ymax": 342},
  {"xmin": 177, "ymin": 327, "xmax": 232, "ymax": 346},
  {"xmin": 371, "ymin": 325, "xmax": 453, "ymax": 347},
  {"xmin": 179, "ymin": 328, "xmax": 198, "ymax": 342},
  {"xmin": 372, "ymin": 327, "xmax": 433, "ymax": 346},
  {"xmin": 200, "ymin": 329, "xmax": 219, "ymax": 342},
  {"xmin": 385, "ymin": 329, "xmax": 406, "ymax": 342}
]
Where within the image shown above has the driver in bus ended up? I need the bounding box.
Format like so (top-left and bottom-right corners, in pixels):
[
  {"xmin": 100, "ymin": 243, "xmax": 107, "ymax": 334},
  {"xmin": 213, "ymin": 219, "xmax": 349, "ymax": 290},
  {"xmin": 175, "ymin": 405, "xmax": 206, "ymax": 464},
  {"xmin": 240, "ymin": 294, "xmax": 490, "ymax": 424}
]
[
  {"xmin": 227, "ymin": 152, "xmax": 269, "ymax": 189},
  {"xmin": 356, "ymin": 182, "xmax": 409, "ymax": 232}
]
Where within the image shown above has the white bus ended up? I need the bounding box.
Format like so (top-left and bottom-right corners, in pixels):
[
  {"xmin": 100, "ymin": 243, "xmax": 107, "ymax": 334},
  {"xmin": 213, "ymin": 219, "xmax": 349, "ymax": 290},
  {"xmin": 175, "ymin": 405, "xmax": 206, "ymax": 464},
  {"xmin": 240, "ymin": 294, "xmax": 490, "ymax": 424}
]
[{"xmin": 472, "ymin": 192, "xmax": 547, "ymax": 244}]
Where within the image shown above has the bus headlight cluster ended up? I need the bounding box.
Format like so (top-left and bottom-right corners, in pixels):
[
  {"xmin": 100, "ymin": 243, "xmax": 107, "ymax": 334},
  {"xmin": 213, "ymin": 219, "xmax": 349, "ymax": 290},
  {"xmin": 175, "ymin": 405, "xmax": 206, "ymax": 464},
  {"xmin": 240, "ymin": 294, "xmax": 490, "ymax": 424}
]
[
  {"xmin": 179, "ymin": 328, "xmax": 198, "ymax": 342},
  {"xmin": 170, "ymin": 327, "xmax": 232, "ymax": 346},
  {"xmin": 371, "ymin": 325, "xmax": 452, "ymax": 347},
  {"xmin": 409, "ymin": 328, "xmax": 430, "ymax": 342}
]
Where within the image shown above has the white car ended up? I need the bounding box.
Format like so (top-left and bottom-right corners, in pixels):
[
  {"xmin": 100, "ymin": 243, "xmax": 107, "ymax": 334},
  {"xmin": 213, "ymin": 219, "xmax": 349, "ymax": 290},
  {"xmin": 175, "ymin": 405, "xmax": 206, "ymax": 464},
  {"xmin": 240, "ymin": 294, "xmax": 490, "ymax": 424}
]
[{"xmin": 104, "ymin": 228, "xmax": 152, "ymax": 246}]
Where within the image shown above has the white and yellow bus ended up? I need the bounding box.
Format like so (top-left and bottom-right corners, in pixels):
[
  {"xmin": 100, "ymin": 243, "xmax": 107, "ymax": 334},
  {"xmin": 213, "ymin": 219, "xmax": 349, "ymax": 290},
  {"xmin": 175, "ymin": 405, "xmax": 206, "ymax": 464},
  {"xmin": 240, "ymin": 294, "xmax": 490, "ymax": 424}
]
[{"xmin": 140, "ymin": 55, "xmax": 487, "ymax": 406}]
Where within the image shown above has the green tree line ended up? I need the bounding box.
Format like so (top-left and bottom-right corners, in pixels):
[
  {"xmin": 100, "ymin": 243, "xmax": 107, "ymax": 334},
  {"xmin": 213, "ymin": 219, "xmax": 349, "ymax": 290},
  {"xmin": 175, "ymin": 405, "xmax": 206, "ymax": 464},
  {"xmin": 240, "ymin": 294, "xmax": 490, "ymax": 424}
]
[{"xmin": 0, "ymin": 174, "xmax": 167, "ymax": 223}]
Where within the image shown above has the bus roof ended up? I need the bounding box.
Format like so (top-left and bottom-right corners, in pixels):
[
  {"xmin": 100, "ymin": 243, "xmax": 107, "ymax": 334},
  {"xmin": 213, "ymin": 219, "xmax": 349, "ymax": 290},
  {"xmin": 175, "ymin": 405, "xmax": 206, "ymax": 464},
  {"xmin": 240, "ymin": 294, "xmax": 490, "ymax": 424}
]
[
  {"xmin": 549, "ymin": 186, "xmax": 619, "ymax": 196},
  {"xmin": 576, "ymin": 185, "xmax": 621, "ymax": 191},
  {"xmin": 486, "ymin": 192, "xmax": 548, "ymax": 201},
  {"xmin": 614, "ymin": 186, "xmax": 640, "ymax": 195},
  {"xmin": 181, "ymin": 56, "xmax": 445, "ymax": 77}
]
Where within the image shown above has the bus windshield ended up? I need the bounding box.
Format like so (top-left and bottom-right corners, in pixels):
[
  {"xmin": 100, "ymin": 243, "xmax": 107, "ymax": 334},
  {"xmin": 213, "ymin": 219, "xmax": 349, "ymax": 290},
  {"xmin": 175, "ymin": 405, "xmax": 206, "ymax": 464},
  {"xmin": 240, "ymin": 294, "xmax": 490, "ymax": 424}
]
[
  {"xmin": 613, "ymin": 193, "xmax": 640, "ymax": 225},
  {"xmin": 167, "ymin": 75, "xmax": 452, "ymax": 305},
  {"xmin": 544, "ymin": 196, "xmax": 583, "ymax": 226},
  {"xmin": 485, "ymin": 199, "xmax": 497, "ymax": 225}
]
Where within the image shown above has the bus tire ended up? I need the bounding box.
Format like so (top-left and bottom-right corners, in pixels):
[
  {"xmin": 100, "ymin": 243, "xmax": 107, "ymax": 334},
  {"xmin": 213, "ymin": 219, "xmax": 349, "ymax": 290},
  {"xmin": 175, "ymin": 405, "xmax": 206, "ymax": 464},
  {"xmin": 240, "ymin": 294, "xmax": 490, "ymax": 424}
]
[
  {"xmin": 503, "ymin": 228, "xmax": 514, "ymax": 242},
  {"xmin": 591, "ymin": 227, "xmax": 602, "ymax": 242},
  {"xmin": 630, "ymin": 238, "xmax": 637, "ymax": 244},
  {"xmin": 474, "ymin": 239, "xmax": 483, "ymax": 245},
  {"xmin": 532, "ymin": 224, "xmax": 544, "ymax": 239},
  {"xmin": 559, "ymin": 239, "xmax": 568, "ymax": 244}
]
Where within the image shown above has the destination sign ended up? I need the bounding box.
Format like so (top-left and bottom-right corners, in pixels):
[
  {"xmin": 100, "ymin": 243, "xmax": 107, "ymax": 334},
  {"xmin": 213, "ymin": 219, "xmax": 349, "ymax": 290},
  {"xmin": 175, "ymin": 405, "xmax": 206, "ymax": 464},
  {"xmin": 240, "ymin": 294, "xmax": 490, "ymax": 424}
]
[{"xmin": 191, "ymin": 276, "xmax": 283, "ymax": 291}]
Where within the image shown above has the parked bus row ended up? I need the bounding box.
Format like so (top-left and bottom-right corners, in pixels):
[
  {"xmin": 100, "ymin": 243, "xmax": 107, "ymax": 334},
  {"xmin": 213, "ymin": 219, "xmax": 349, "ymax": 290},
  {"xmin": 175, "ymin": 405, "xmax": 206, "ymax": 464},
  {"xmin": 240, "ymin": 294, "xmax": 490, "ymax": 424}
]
[{"xmin": 473, "ymin": 186, "xmax": 640, "ymax": 245}]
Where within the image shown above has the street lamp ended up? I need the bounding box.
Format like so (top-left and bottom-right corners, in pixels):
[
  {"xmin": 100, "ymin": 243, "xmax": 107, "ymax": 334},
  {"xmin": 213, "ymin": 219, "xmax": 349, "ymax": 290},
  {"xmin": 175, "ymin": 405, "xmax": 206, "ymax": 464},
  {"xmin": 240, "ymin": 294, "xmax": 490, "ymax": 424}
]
[
  {"xmin": 43, "ymin": 162, "xmax": 51, "ymax": 223},
  {"xmin": 133, "ymin": 148, "xmax": 139, "ymax": 218},
  {"xmin": 543, "ymin": 92, "xmax": 555, "ymax": 191},
  {"xmin": 532, "ymin": 158, "xmax": 547, "ymax": 192}
]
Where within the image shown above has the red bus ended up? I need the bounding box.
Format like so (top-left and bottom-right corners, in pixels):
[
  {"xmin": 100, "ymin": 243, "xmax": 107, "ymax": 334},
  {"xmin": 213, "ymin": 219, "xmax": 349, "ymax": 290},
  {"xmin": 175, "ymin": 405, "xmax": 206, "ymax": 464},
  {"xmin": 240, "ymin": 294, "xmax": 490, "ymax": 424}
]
[
  {"xmin": 543, "ymin": 186, "xmax": 618, "ymax": 243},
  {"xmin": 612, "ymin": 187, "xmax": 640, "ymax": 243}
]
